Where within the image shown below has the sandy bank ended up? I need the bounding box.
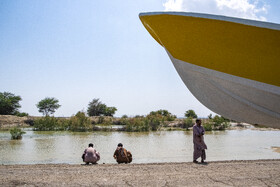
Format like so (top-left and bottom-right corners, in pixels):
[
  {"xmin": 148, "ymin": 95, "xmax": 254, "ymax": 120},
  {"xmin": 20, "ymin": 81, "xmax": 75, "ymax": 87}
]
[{"xmin": 1, "ymin": 159, "xmax": 279, "ymax": 186}]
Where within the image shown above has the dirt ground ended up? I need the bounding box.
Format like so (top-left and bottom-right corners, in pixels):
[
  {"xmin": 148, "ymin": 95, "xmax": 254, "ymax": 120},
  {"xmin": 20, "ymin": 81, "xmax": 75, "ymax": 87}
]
[{"xmin": 0, "ymin": 159, "xmax": 279, "ymax": 186}]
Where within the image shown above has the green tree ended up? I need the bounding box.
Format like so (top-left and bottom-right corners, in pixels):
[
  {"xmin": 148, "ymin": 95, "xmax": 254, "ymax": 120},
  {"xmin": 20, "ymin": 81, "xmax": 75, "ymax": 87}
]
[
  {"xmin": 184, "ymin": 109, "xmax": 198, "ymax": 118},
  {"xmin": 87, "ymin": 98, "xmax": 117, "ymax": 117},
  {"xmin": 148, "ymin": 109, "xmax": 176, "ymax": 121},
  {"xmin": 36, "ymin": 97, "xmax": 61, "ymax": 116},
  {"xmin": 87, "ymin": 99, "xmax": 103, "ymax": 116},
  {"xmin": 104, "ymin": 107, "xmax": 117, "ymax": 116},
  {"xmin": 0, "ymin": 92, "xmax": 22, "ymax": 115}
]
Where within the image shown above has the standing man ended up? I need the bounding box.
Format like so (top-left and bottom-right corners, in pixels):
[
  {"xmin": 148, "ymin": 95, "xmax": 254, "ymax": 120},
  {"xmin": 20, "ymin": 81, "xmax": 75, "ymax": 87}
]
[{"xmin": 193, "ymin": 119, "xmax": 207, "ymax": 163}]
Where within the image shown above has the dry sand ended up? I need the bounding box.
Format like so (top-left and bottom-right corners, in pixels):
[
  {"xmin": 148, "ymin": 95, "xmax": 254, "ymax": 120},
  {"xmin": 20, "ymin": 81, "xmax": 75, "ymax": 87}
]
[{"xmin": 1, "ymin": 159, "xmax": 280, "ymax": 186}]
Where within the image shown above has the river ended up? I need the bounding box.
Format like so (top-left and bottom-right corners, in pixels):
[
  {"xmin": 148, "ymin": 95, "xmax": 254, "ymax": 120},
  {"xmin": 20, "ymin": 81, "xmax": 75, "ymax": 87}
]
[{"xmin": 0, "ymin": 129, "xmax": 279, "ymax": 164}]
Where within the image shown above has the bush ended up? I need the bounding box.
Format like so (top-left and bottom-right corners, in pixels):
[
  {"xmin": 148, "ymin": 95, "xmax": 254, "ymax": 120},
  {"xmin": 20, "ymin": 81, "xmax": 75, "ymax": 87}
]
[
  {"xmin": 15, "ymin": 112, "xmax": 29, "ymax": 117},
  {"xmin": 203, "ymin": 123, "xmax": 213, "ymax": 131},
  {"xmin": 10, "ymin": 127, "xmax": 26, "ymax": 139},
  {"xmin": 182, "ymin": 117, "xmax": 193, "ymax": 130},
  {"xmin": 121, "ymin": 115, "xmax": 128, "ymax": 118},
  {"xmin": 56, "ymin": 118, "xmax": 70, "ymax": 131},
  {"xmin": 33, "ymin": 112, "xmax": 93, "ymax": 131},
  {"xmin": 97, "ymin": 116, "xmax": 113, "ymax": 126},
  {"xmin": 148, "ymin": 110, "xmax": 176, "ymax": 121},
  {"xmin": 125, "ymin": 117, "xmax": 149, "ymax": 132},
  {"xmin": 148, "ymin": 117, "xmax": 161, "ymax": 131},
  {"xmin": 212, "ymin": 115, "xmax": 229, "ymax": 130},
  {"xmin": 68, "ymin": 112, "xmax": 92, "ymax": 132},
  {"xmin": 201, "ymin": 115, "xmax": 229, "ymax": 131},
  {"xmin": 33, "ymin": 116, "xmax": 58, "ymax": 131}
]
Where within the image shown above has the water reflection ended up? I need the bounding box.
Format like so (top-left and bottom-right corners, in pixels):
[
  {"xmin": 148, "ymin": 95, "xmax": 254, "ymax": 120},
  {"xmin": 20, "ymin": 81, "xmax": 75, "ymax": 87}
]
[{"xmin": 0, "ymin": 129, "xmax": 279, "ymax": 164}]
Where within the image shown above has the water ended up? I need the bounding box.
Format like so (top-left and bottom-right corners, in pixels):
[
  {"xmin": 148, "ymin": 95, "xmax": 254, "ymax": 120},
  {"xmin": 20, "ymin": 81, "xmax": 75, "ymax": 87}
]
[{"xmin": 0, "ymin": 129, "xmax": 279, "ymax": 164}]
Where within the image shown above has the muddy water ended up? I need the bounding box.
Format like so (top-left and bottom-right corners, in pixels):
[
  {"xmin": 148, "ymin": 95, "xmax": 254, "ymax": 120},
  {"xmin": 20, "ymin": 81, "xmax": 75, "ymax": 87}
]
[{"xmin": 0, "ymin": 129, "xmax": 279, "ymax": 164}]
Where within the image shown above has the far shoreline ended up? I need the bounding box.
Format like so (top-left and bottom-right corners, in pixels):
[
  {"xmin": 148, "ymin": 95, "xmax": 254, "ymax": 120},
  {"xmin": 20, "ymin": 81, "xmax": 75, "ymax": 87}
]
[{"xmin": 1, "ymin": 114, "xmax": 279, "ymax": 132}]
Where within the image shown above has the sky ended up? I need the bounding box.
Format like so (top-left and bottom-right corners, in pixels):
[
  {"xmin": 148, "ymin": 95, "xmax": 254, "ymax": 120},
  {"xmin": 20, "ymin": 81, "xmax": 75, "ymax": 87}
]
[{"xmin": 0, "ymin": 0, "xmax": 279, "ymax": 117}]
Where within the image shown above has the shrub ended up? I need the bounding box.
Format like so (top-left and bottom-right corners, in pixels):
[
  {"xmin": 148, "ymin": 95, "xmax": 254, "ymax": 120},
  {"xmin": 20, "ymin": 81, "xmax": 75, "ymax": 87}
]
[
  {"xmin": 121, "ymin": 115, "xmax": 128, "ymax": 118},
  {"xmin": 68, "ymin": 112, "xmax": 92, "ymax": 131},
  {"xmin": 212, "ymin": 115, "xmax": 229, "ymax": 130},
  {"xmin": 56, "ymin": 118, "xmax": 69, "ymax": 131},
  {"xmin": 15, "ymin": 112, "xmax": 29, "ymax": 117},
  {"xmin": 182, "ymin": 117, "xmax": 193, "ymax": 130},
  {"xmin": 97, "ymin": 116, "xmax": 113, "ymax": 126},
  {"xmin": 148, "ymin": 117, "xmax": 161, "ymax": 131},
  {"xmin": 148, "ymin": 110, "xmax": 176, "ymax": 121},
  {"xmin": 203, "ymin": 122, "xmax": 213, "ymax": 131},
  {"xmin": 33, "ymin": 116, "xmax": 58, "ymax": 131},
  {"xmin": 125, "ymin": 117, "xmax": 149, "ymax": 132},
  {"xmin": 10, "ymin": 127, "xmax": 26, "ymax": 139}
]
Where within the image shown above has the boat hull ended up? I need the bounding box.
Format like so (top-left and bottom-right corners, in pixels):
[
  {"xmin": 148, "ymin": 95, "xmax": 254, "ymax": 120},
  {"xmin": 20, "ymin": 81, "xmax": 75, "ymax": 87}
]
[
  {"xmin": 139, "ymin": 12, "xmax": 280, "ymax": 128},
  {"xmin": 169, "ymin": 52, "xmax": 280, "ymax": 128}
]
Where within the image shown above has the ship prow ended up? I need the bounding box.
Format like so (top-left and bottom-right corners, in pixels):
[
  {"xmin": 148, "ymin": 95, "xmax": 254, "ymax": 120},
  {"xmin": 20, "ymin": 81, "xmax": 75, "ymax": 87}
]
[{"xmin": 140, "ymin": 12, "xmax": 280, "ymax": 128}]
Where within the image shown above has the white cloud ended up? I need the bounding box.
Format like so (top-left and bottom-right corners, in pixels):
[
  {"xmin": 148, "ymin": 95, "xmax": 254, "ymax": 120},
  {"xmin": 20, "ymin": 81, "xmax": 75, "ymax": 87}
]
[{"xmin": 163, "ymin": 0, "xmax": 268, "ymax": 21}]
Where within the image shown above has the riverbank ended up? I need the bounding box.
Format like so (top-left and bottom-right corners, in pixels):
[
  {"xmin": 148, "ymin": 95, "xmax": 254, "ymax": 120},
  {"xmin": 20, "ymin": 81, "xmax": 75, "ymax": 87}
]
[{"xmin": 1, "ymin": 159, "xmax": 279, "ymax": 186}]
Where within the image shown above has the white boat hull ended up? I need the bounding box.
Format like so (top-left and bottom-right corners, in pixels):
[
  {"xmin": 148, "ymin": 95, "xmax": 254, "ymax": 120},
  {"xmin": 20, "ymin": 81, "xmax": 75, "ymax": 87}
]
[
  {"xmin": 139, "ymin": 12, "xmax": 280, "ymax": 128},
  {"xmin": 169, "ymin": 52, "xmax": 280, "ymax": 128}
]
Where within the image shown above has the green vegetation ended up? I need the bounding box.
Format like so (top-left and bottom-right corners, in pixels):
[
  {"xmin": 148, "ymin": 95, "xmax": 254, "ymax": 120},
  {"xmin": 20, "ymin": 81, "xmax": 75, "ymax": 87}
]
[
  {"xmin": 182, "ymin": 117, "xmax": 193, "ymax": 130},
  {"xmin": 87, "ymin": 98, "xmax": 117, "ymax": 117},
  {"xmin": 14, "ymin": 112, "xmax": 29, "ymax": 117},
  {"xmin": 36, "ymin": 97, "xmax": 61, "ymax": 116},
  {"xmin": 33, "ymin": 112, "xmax": 92, "ymax": 131},
  {"xmin": 0, "ymin": 95, "xmax": 234, "ymax": 133},
  {"xmin": 121, "ymin": 114, "xmax": 128, "ymax": 118},
  {"xmin": 203, "ymin": 115, "xmax": 230, "ymax": 131},
  {"xmin": 68, "ymin": 112, "xmax": 92, "ymax": 131},
  {"xmin": 10, "ymin": 127, "xmax": 26, "ymax": 139},
  {"xmin": 33, "ymin": 116, "xmax": 62, "ymax": 131},
  {"xmin": 0, "ymin": 92, "xmax": 22, "ymax": 115},
  {"xmin": 202, "ymin": 122, "xmax": 213, "ymax": 131},
  {"xmin": 185, "ymin": 109, "xmax": 197, "ymax": 118},
  {"xmin": 148, "ymin": 109, "xmax": 177, "ymax": 121},
  {"xmin": 118, "ymin": 110, "xmax": 176, "ymax": 132},
  {"xmin": 124, "ymin": 117, "xmax": 150, "ymax": 132}
]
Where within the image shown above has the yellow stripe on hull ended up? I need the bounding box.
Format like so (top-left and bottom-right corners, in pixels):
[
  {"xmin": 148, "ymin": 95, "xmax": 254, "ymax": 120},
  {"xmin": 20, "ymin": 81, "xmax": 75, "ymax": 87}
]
[
  {"xmin": 139, "ymin": 12, "xmax": 280, "ymax": 128},
  {"xmin": 139, "ymin": 12, "xmax": 280, "ymax": 87}
]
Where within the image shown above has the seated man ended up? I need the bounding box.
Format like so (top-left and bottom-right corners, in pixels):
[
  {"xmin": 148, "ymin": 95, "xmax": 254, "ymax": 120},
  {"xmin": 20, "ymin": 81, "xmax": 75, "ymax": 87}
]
[
  {"xmin": 82, "ymin": 143, "xmax": 100, "ymax": 164},
  {"xmin": 113, "ymin": 143, "xmax": 132, "ymax": 164}
]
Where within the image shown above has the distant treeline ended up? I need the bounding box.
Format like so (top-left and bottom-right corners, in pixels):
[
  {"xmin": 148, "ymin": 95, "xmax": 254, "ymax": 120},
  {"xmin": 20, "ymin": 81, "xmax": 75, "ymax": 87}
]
[
  {"xmin": 31, "ymin": 110, "xmax": 229, "ymax": 132},
  {"xmin": 1, "ymin": 91, "xmax": 230, "ymax": 132}
]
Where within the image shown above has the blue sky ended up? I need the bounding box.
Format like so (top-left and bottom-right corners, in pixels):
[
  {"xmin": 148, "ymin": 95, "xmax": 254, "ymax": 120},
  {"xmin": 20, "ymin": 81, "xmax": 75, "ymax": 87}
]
[{"xmin": 1, "ymin": 0, "xmax": 279, "ymax": 117}]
